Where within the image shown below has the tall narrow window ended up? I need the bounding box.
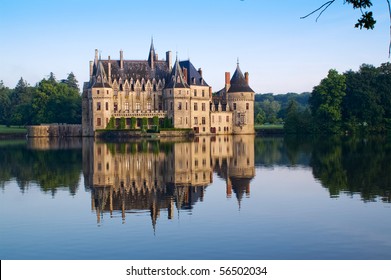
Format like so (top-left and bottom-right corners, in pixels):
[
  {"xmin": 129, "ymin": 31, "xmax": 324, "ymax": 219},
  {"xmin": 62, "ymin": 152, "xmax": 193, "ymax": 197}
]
[
  {"xmin": 194, "ymin": 103, "xmax": 198, "ymax": 111},
  {"xmin": 97, "ymin": 102, "xmax": 101, "ymax": 111},
  {"xmin": 246, "ymin": 103, "xmax": 249, "ymax": 110},
  {"xmin": 106, "ymin": 102, "xmax": 109, "ymax": 111},
  {"xmin": 202, "ymin": 103, "xmax": 206, "ymax": 111},
  {"xmin": 233, "ymin": 103, "xmax": 237, "ymax": 110}
]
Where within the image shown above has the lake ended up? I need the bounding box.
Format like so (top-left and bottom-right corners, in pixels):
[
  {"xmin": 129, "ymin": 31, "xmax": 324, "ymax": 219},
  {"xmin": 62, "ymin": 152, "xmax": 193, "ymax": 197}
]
[{"xmin": 0, "ymin": 135, "xmax": 390, "ymax": 260}]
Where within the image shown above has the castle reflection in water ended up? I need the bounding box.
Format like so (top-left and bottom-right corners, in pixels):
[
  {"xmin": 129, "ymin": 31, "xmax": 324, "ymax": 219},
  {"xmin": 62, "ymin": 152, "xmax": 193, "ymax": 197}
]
[{"xmin": 82, "ymin": 135, "xmax": 255, "ymax": 227}]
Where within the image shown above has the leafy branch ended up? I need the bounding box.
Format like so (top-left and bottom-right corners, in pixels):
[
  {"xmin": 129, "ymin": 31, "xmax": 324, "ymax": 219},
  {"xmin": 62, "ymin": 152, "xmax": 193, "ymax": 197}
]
[{"xmin": 301, "ymin": 0, "xmax": 391, "ymax": 57}]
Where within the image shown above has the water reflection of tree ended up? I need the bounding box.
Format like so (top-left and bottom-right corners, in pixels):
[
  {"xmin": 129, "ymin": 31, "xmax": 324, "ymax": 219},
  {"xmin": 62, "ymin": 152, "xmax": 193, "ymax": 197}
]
[
  {"xmin": 0, "ymin": 141, "xmax": 82, "ymax": 196},
  {"xmin": 310, "ymin": 136, "xmax": 391, "ymax": 202},
  {"xmin": 254, "ymin": 136, "xmax": 391, "ymax": 202}
]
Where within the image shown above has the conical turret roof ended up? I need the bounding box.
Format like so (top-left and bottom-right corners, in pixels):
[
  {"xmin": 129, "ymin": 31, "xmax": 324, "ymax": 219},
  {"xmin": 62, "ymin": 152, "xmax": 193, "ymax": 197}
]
[
  {"xmin": 92, "ymin": 60, "xmax": 111, "ymax": 88},
  {"xmin": 165, "ymin": 56, "xmax": 189, "ymax": 89},
  {"xmin": 227, "ymin": 63, "xmax": 253, "ymax": 93}
]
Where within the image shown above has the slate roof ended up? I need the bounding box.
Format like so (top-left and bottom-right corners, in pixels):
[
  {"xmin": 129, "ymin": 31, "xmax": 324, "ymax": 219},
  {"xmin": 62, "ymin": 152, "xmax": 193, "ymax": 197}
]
[
  {"xmin": 92, "ymin": 61, "xmax": 111, "ymax": 88},
  {"xmin": 99, "ymin": 60, "xmax": 170, "ymax": 83},
  {"xmin": 165, "ymin": 58, "xmax": 189, "ymax": 89},
  {"xmin": 227, "ymin": 64, "xmax": 254, "ymax": 93},
  {"xmin": 179, "ymin": 60, "xmax": 209, "ymax": 86}
]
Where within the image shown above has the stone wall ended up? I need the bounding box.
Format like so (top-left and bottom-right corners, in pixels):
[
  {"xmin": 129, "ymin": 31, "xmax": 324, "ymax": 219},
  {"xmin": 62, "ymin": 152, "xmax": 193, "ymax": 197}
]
[{"xmin": 27, "ymin": 124, "xmax": 82, "ymax": 138}]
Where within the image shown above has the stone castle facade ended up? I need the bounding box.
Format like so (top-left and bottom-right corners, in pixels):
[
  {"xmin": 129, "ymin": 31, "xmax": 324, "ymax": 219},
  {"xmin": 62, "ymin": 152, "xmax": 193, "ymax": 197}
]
[{"xmin": 82, "ymin": 41, "xmax": 255, "ymax": 136}]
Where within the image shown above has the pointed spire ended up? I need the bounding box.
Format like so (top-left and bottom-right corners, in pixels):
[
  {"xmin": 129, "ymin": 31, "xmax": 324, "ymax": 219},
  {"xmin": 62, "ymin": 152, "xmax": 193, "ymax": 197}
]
[
  {"xmin": 165, "ymin": 55, "xmax": 189, "ymax": 89},
  {"xmin": 92, "ymin": 60, "xmax": 110, "ymax": 88},
  {"xmin": 148, "ymin": 38, "xmax": 155, "ymax": 69},
  {"xmin": 150, "ymin": 36, "xmax": 155, "ymax": 52},
  {"xmin": 227, "ymin": 60, "xmax": 254, "ymax": 93}
]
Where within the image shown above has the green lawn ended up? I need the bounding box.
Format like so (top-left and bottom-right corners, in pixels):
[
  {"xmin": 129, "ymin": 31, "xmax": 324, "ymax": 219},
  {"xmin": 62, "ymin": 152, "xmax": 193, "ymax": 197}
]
[
  {"xmin": 0, "ymin": 125, "xmax": 27, "ymax": 134},
  {"xmin": 255, "ymin": 124, "xmax": 284, "ymax": 130}
]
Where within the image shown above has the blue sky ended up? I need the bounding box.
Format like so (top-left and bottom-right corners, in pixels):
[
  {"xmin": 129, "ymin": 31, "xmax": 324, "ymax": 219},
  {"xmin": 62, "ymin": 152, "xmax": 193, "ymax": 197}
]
[{"xmin": 0, "ymin": 0, "xmax": 389, "ymax": 93}]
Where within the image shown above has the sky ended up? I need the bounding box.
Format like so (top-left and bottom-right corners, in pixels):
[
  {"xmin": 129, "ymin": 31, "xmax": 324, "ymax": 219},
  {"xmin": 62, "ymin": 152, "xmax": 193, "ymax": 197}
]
[{"xmin": 0, "ymin": 0, "xmax": 390, "ymax": 94}]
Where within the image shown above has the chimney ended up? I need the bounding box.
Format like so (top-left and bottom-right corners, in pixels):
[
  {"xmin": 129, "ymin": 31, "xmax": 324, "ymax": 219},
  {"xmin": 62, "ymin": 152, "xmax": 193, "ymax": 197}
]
[
  {"xmin": 198, "ymin": 68, "xmax": 202, "ymax": 77},
  {"xmin": 166, "ymin": 51, "xmax": 172, "ymax": 70},
  {"xmin": 209, "ymin": 87, "xmax": 212, "ymax": 98},
  {"xmin": 155, "ymin": 53, "xmax": 158, "ymax": 61},
  {"xmin": 108, "ymin": 56, "xmax": 112, "ymax": 83},
  {"xmin": 245, "ymin": 72, "xmax": 249, "ymax": 84},
  {"xmin": 225, "ymin": 72, "xmax": 230, "ymax": 85},
  {"xmin": 225, "ymin": 72, "xmax": 230, "ymax": 92},
  {"xmin": 89, "ymin": 61, "xmax": 93, "ymax": 80},
  {"xmin": 120, "ymin": 50, "xmax": 124, "ymax": 69}
]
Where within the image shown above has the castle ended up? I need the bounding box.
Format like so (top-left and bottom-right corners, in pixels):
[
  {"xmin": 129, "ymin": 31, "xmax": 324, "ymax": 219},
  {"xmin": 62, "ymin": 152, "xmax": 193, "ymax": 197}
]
[{"xmin": 82, "ymin": 41, "xmax": 255, "ymax": 136}]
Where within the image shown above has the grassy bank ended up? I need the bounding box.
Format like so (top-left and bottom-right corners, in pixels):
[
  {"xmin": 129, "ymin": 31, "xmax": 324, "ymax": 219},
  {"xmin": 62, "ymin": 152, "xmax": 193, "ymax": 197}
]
[
  {"xmin": 255, "ymin": 124, "xmax": 284, "ymax": 135},
  {"xmin": 0, "ymin": 125, "xmax": 27, "ymax": 139},
  {"xmin": 0, "ymin": 125, "xmax": 27, "ymax": 134}
]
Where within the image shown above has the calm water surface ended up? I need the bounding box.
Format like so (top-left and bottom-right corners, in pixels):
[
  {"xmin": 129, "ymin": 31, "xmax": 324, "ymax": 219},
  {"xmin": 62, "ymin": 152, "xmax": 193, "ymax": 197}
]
[{"xmin": 0, "ymin": 135, "xmax": 390, "ymax": 260}]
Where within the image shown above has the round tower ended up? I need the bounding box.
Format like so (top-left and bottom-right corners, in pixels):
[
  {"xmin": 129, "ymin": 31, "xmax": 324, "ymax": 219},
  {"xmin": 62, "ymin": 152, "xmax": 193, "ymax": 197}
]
[{"xmin": 226, "ymin": 62, "xmax": 255, "ymax": 134}]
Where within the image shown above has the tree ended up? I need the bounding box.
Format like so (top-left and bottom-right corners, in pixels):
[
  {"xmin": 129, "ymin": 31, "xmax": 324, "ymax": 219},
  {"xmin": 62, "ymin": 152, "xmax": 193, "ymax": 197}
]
[
  {"xmin": 284, "ymin": 100, "xmax": 300, "ymax": 134},
  {"xmin": 0, "ymin": 81, "xmax": 11, "ymax": 125},
  {"xmin": 255, "ymin": 110, "xmax": 266, "ymax": 125},
  {"xmin": 301, "ymin": 0, "xmax": 391, "ymax": 56},
  {"xmin": 152, "ymin": 116, "xmax": 159, "ymax": 131},
  {"xmin": 260, "ymin": 99, "xmax": 281, "ymax": 124},
  {"xmin": 343, "ymin": 65, "xmax": 384, "ymax": 132},
  {"xmin": 62, "ymin": 72, "xmax": 79, "ymax": 91},
  {"xmin": 130, "ymin": 117, "xmax": 137, "ymax": 129},
  {"xmin": 106, "ymin": 116, "xmax": 115, "ymax": 129},
  {"xmin": 119, "ymin": 117, "xmax": 126, "ymax": 129},
  {"xmin": 10, "ymin": 78, "xmax": 33, "ymax": 126},
  {"xmin": 31, "ymin": 73, "xmax": 81, "ymax": 124},
  {"xmin": 342, "ymin": 63, "xmax": 390, "ymax": 133},
  {"xmin": 309, "ymin": 69, "xmax": 346, "ymax": 134}
]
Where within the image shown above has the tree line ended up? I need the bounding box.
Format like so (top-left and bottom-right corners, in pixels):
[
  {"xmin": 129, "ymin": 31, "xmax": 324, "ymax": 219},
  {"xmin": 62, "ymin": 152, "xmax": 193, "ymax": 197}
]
[
  {"xmin": 0, "ymin": 72, "xmax": 82, "ymax": 126},
  {"xmin": 254, "ymin": 92, "xmax": 310, "ymax": 125},
  {"xmin": 284, "ymin": 62, "xmax": 391, "ymax": 134}
]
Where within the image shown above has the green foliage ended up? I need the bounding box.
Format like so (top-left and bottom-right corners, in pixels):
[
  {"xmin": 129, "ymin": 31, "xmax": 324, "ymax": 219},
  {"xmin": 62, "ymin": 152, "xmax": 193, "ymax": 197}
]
[
  {"xmin": 342, "ymin": 63, "xmax": 390, "ymax": 133},
  {"xmin": 141, "ymin": 117, "xmax": 148, "ymax": 131},
  {"xmin": 162, "ymin": 117, "xmax": 173, "ymax": 128},
  {"xmin": 254, "ymin": 92, "xmax": 310, "ymax": 124},
  {"xmin": 131, "ymin": 117, "xmax": 137, "ymax": 129},
  {"xmin": 310, "ymin": 69, "xmax": 346, "ymax": 134},
  {"xmin": 255, "ymin": 110, "xmax": 266, "ymax": 125},
  {"xmin": 284, "ymin": 100, "xmax": 314, "ymax": 134},
  {"xmin": 119, "ymin": 117, "xmax": 126, "ymax": 129},
  {"xmin": 0, "ymin": 73, "xmax": 82, "ymax": 126},
  {"xmin": 32, "ymin": 74, "xmax": 81, "ymax": 124},
  {"xmin": 106, "ymin": 116, "xmax": 116, "ymax": 129},
  {"xmin": 0, "ymin": 81, "xmax": 11, "ymax": 125},
  {"xmin": 303, "ymin": 0, "xmax": 377, "ymax": 30},
  {"xmin": 61, "ymin": 72, "xmax": 79, "ymax": 91}
]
